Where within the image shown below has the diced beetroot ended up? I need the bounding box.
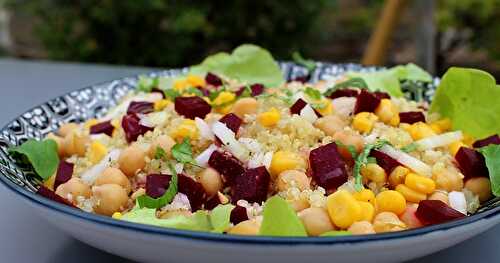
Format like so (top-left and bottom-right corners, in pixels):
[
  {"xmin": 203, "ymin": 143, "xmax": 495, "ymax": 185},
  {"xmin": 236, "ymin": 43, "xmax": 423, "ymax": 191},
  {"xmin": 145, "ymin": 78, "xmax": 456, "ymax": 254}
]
[
  {"xmin": 230, "ymin": 205, "xmax": 249, "ymax": 224},
  {"xmin": 353, "ymin": 89, "xmax": 381, "ymax": 114},
  {"xmin": 455, "ymin": 147, "xmax": 489, "ymax": 180},
  {"xmin": 373, "ymin": 91, "xmax": 390, "ymax": 100},
  {"xmin": 54, "ymin": 160, "xmax": 74, "ymax": 190},
  {"xmin": 122, "ymin": 114, "xmax": 154, "ymax": 143},
  {"xmin": 205, "ymin": 72, "xmax": 223, "ymax": 87},
  {"xmin": 415, "ymin": 200, "xmax": 465, "ymax": 225},
  {"xmin": 197, "ymin": 87, "xmax": 210, "ymax": 96},
  {"xmin": 327, "ymin": 89, "xmax": 359, "ymax": 99},
  {"xmin": 370, "ymin": 150, "xmax": 401, "ymax": 174},
  {"xmin": 174, "ymin": 96, "xmax": 212, "ymax": 120},
  {"xmin": 231, "ymin": 166, "xmax": 270, "ymax": 204},
  {"xmin": 208, "ymin": 151, "xmax": 246, "ymax": 185},
  {"xmin": 473, "ymin": 134, "xmax": 500, "ymax": 148},
  {"xmin": 127, "ymin": 101, "xmax": 154, "ymax": 115},
  {"xmin": 37, "ymin": 185, "xmax": 75, "ymax": 207},
  {"xmin": 235, "ymin": 83, "xmax": 265, "ymax": 97},
  {"xmin": 178, "ymin": 174, "xmax": 206, "ymax": 211},
  {"xmin": 309, "ymin": 142, "xmax": 348, "ymax": 190},
  {"xmin": 151, "ymin": 88, "xmax": 166, "ymax": 99},
  {"xmin": 290, "ymin": 98, "xmax": 307, "ymax": 115},
  {"xmin": 145, "ymin": 174, "xmax": 171, "ymax": 198},
  {"xmin": 219, "ymin": 113, "xmax": 242, "ymax": 134},
  {"xmin": 204, "ymin": 195, "xmax": 222, "ymax": 210},
  {"xmin": 399, "ymin": 111, "xmax": 426, "ymax": 124},
  {"xmin": 89, "ymin": 120, "xmax": 114, "ymax": 136}
]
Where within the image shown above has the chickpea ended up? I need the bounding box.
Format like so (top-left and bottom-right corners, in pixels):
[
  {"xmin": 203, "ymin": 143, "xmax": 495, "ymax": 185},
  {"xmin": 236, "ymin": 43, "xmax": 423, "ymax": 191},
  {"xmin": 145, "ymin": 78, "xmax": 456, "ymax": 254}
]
[
  {"xmin": 92, "ymin": 184, "xmax": 129, "ymax": 216},
  {"xmin": 231, "ymin": 98, "xmax": 258, "ymax": 118},
  {"xmin": 58, "ymin": 123, "xmax": 80, "ymax": 137},
  {"xmin": 465, "ymin": 177, "xmax": 492, "ymax": 202},
  {"xmin": 432, "ymin": 169, "xmax": 463, "ymax": 192},
  {"xmin": 276, "ymin": 170, "xmax": 310, "ymax": 192},
  {"xmin": 55, "ymin": 178, "xmax": 91, "ymax": 202},
  {"xmin": 298, "ymin": 207, "xmax": 335, "ymax": 236},
  {"xmin": 373, "ymin": 212, "xmax": 407, "ymax": 233},
  {"xmin": 289, "ymin": 199, "xmax": 310, "ymax": 212},
  {"xmin": 63, "ymin": 132, "xmax": 90, "ymax": 157},
  {"xmin": 148, "ymin": 135, "xmax": 175, "ymax": 158},
  {"xmin": 118, "ymin": 145, "xmax": 146, "ymax": 177},
  {"xmin": 159, "ymin": 210, "xmax": 192, "ymax": 219},
  {"xmin": 47, "ymin": 133, "xmax": 65, "ymax": 156},
  {"xmin": 228, "ymin": 219, "xmax": 261, "ymax": 235},
  {"xmin": 347, "ymin": 221, "xmax": 375, "ymax": 235},
  {"xmin": 314, "ymin": 115, "xmax": 347, "ymax": 136},
  {"xmin": 95, "ymin": 167, "xmax": 131, "ymax": 193},
  {"xmin": 198, "ymin": 167, "xmax": 223, "ymax": 197},
  {"xmin": 332, "ymin": 131, "xmax": 364, "ymax": 153},
  {"xmin": 428, "ymin": 191, "xmax": 449, "ymax": 205}
]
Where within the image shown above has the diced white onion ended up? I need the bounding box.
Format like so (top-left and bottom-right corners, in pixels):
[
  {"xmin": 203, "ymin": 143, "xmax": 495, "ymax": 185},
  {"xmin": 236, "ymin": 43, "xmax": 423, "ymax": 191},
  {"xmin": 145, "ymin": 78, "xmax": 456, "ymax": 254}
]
[
  {"xmin": 449, "ymin": 191, "xmax": 467, "ymax": 215},
  {"xmin": 195, "ymin": 117, "xmax": 215, "ymax": 140},
  {"xmin": 137, "ymin": 113, "xmax": 155, "ymax": 128},
  {"xmin": 300, "ymin": 104, "xmax": 318, "ymax": 123},
  {"xmin": 415, "ymin": 131, "xmax": 463, "ymax": 150},
  {"xmin": 332, "ymin": 97, "xmax": 356, "ymax": 118},
  {"xmin": 103, "ymin": 93, "xmax": 163, "ymax": 120},
  {"xmin": 162, "ymin": 193, "xmax": 191, "ymax": 211},
  {"xmin": 81, "ymin": 149, "xmax": 121, "ymax": 185},
  {"xmin": 262, "ymin": 151, "xmax": 274, "ymax": 170},
  {"xmin": 238, "ymin": 138, "xmax": 263, "ymax": 153},
  {"xmin": 247, "ymin": 152, "xmax": 264, "ymax": 169},
  {"xmin": 212, "ymin": 121, "xmax": 249, "ymax": 161},
  {"xmin": 291, "ymin": 91, "xmax": 305, "ymax": 104},
  {"xmin": 195, "ymin": 144, "xmax": 218, "ymax": 167},
  {"xmin": 379, "ymin": 145, "xmax": 432, "ymax": 177}
]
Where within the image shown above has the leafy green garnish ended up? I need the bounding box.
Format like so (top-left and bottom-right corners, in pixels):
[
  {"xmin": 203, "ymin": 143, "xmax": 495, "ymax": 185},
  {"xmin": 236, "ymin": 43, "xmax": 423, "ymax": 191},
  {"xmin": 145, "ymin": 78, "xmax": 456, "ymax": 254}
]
[
  {"xmin": 210, "ymin": 204, "xmax": 235, "ymax": 233},
  {"xmin": 304, "ymin": 87, "xmax": 322, "ymax": 100},
  {"xmin": 389, "ymin": 63, "xmax": 432, "ymax": 82},
  {"xmin": 353, "ymin": 140, "xmax": 390, "ymax": 191},
  {"xmin": 348, "ymin": 71, "xmax": 403, "ymax": 97},
  {"xmin": 478, "ymin": 144, "xmax": 500, "ymax": 197},
  {"xmin": 259, "ymin": 196, "xmax": 307, "ymax": 237},
  {"xmin": 292, "ymin": 51, "xmax": 316, "ymax": 73},
  {"xmin": 154, "ymin": 146, "xmax": 167, "ymax": 160},
  {"xmin": 324, "ymin": 77, "xmax": 368, "ymax": 96},
  {"xmin": 8, "ymin": 139, "xmax": 59, "ymax": 181},
  {"xmin": 190, "ymin": 44, "xmax": 284, "ymax": 88},
  {"xmin": 319, "ymin": 231, "xmax": 352, "ymax": 237},
  {"xmin": 172, "ymin": 137, "xmax": 198, "ymax": 166},
  {"xmin": 137, "ymin": 162, "xmax": 178, "ymax": 209},
  {"xmin": 239, "ymin": 85, "xmax": 252, "ymax": 98},
  {"xmin": 208, "ymin": 87, "xmax": 226, "ymax": 101},
  {"xmin": 335, "ymin": 141, "xmax": 358, "ymax": 159},
  {"xmin": 184, "ymin": 86, "xmax": 204, "ymax": 97},
  {"xmin": 137, "ymin": 76, "xmax": 159, "ymax": 92},
  {"xmin": 401, "ymin": 143, "xmax": 418, "ymax": 153},
  {"xmin": 164, "ymin": 89, "xmax": 181, "ymax": 101},
  {"xmin": 429, "ymin": 67, "xmax": 500, "ymax": 139}
]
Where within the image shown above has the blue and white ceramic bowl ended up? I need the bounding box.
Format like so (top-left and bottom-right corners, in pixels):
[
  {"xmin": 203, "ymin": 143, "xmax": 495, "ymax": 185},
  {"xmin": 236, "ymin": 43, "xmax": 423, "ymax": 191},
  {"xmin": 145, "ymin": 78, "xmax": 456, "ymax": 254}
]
[{"xmin": 0, "ymin": 63, "xmax": 499, "ymax": 263}]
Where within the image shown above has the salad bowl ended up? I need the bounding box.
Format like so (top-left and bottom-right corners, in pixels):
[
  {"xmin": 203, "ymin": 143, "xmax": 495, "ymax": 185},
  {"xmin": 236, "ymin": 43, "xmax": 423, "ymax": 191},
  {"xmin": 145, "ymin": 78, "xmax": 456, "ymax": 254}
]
[{"xmin": 0, "ymin": 61, "xmax": 499, "ymax": 263}]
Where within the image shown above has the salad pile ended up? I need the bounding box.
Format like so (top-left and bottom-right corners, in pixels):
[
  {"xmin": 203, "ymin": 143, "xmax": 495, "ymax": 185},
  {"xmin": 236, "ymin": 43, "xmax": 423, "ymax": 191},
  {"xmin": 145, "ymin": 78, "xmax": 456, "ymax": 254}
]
[{"xmin": 9, "ymin": 44, "xmax": 500, "ymax": 237}]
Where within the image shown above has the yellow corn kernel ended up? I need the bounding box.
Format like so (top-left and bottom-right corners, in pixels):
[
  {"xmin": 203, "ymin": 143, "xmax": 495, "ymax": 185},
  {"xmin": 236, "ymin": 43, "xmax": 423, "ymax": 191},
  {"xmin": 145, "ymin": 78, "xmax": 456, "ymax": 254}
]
[
  {"xmin": 186, "ymin": 75, "xmax": 205, "ymax": 87},
  {"xmin": 88, "ymin": 141, "xmax": 108, "ymax": 164},
  {"xmin": 405, "ymin": 173, "xmax": 435, "ymax": 194},
  {"xmin": 429, "ymin": 123, "xmax": 442, "ymax": 134},
  {"xmin": 173, "ymin": 79, "xmax": 189, "ymax": 92},
  {"xmin": 361, "ymin": 163, "xmax": 387, "ymax": 183},
  {"xmin": 327, "ymin": 190, "xmax": 362, "ymax": 229},
  {"xmin": 388, "ymin": 166, "xmax": 409, "ymax": 188},
  {"xmin": 269, "ymin": 151, "xmax": 305, "ymax": 177},
  {"xmin": 375, "ymin": 190, "xmax": 406, "ymax": 215},
  {"xmin": 216, "ymin": 104, "xmax": 234, "ymax": 115},
  {"xmin": 170, "ymin": 119, "xmax": 199, "ymax": 141},
  {"xmin": 212, "ymin": 91, "xmax": 236, "ymax": 106},
  {"xmin": 258, "ymin": 107, "xmax": 281, "ymax": 127},
  {"xmin": 374, "ymin": 99, "xmax": 400, "ymax": 126},
  {"xmin": 449, "ymin": 141, "xmax": 466, "ymax": 156},
  {"xmin": 84, "ymin": 118, "xmax": 99, "ymax": 130},
  {"xmin": 432, "ymin": 118, "xmax": 452, "ymax": 133},
  {"xmin": 352, "ymin": 112, "xmax": 378, "ymax": 133},
  {"xmin": 112, "ymin": 212, "xmax": 122, "ymax": 219},
  {"xmin": 316, "ymin": 99, "xmax": 333, "ymax": 116},
  {"xmin": 400, "ymin": 123, "xmax": 411, "ymax": 133},
  {"xmin": 353, "ymin": 188, "xmax": 376, "ymax": 206},
  {"xmin": 408, "ymin": 122, "xmax": 436, "ymax": 140},
  {"xmin": 462, "ymin": 133, "xmax": 475, "ymax": 146},
  {"xmin": 358, "ymin": 201, "xmax": 375, "ymax": 222},
  {"xmin": 154, "ymin": 99, "xmax": 171, "ymax": 111},
  {"xmin": 44, "ymin": 174, "xmax": 56, "ymax": 191},
  {"xmin": 395, "ymin": 184, "xmax": 427, "ymax": 203}
]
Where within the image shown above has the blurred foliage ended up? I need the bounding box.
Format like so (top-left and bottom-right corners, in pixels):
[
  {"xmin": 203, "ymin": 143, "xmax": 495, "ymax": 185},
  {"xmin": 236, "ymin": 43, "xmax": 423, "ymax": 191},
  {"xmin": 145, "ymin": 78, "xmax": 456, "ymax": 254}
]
[{"xmin": 6, "ymin": 0, "xmax": 330, "ymax": 66}]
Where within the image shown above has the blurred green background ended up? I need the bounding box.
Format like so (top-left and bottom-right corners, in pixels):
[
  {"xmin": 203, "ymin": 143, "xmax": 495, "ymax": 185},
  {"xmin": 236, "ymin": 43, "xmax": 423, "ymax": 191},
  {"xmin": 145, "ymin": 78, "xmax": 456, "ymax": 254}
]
[{"xmin": 1, "ymin": 0, "xmax": 500, "ymax": 77}]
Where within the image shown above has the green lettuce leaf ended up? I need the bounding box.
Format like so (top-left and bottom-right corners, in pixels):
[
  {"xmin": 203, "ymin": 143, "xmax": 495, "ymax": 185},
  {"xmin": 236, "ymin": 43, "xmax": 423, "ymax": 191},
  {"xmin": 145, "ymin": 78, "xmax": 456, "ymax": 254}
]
[
  {"xmin": 348, "ymin": 70, "xmax": 403, "ymax": 97},
  {"xmin": 478, "ymin": 144, "xmax": 500, "ymax": 197},
  {"xmin": 121, "ymin": 206, "xmax": 212, "ymax": 231},
  {"xmin": 189, "ymin": 44, "xmax": 284, "ymax": 87},
  {"xmin": 8, "ymin": 139, "xmax": 59, "ymax": 181},
  {"xmin": 389, "ymin": 63, "xmax": 432, "ymax": 82},
  {"xmin": 319, "ymin": 231, "xmax": 352, "ymax": 237},
  {"xmin": 209, "ymin": 204, "xmax": 235, "ymax": 233},
  {"xmin": 259, "ymin": 196, "xmax": 307, "ymax": 237},
  {"xmin": 429, "ymin": 67, "xmax": 500, "ymax": 139}
]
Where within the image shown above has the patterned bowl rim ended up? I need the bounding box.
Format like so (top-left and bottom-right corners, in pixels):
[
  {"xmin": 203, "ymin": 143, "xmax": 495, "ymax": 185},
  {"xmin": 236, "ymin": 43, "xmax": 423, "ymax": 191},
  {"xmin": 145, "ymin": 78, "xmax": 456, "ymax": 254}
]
[{"xmin": 0, "ymin": 62, "xmax": 499, "ymax": 245}]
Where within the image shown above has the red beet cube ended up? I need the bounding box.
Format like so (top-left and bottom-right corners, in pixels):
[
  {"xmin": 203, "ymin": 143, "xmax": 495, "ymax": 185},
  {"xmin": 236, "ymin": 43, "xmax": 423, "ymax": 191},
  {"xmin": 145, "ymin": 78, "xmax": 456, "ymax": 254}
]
[
  {"xmin": 145, "ymin": 174, "xmax": 171, "ymax": 198},
  {"xmin": 399, "ymin": 111, "xmax": 426, "ymax": 124},
  {"xmin": 231, "ymin": 166, "xmax": 270, "ymax": 204},
  {"xmin": 54, "ymin": 160, "xmax": 74, "ymax": 190},
  {"xmin": 90, "ymin": 120, "xmax": 114, "ymax": 136},
  {"xmin": 370, "ymin": 150, "xmax": 401, "ymax": 174},
  {"xmin": 309, "ymin": 142, "xmax": 348, "ymax": 190},
  {"xmin": 208, "ymin": 151, "xmax": 246, "ymax": 185},
  {"xmin": 204, "ymin": 195, "xmax": 222, "ymax": 210},
  {"xmin": 197, "ymin": 87, "xmax": 210, "ymax": 96},
  {"xmin": 455, "ymin": 147, "xmax": 489, "ymax": 180},
  {"xmin": 473, "ymin": 134, "xmax": 500, "ymax": 148},
  {"xmin": 127, "ymin": 101, "xmax": 154, "ymax": 115},
  {"xmin": 373, "ymin": 91, "xmax": 390, "ymax": 100},
  {"xmin": 37, "ymin": 185, "xmax": 75, "ymax": 207},
  {"xmin": 354, "ymin": 89, "xmax": 381, "ymax": 114},
  {"xmin": 415, "ymin": 200, "xmax": 465, "ymax": 225},
  {"xmin": 174, "ymin": 96, "xmax": 212, "ymax": 120},
  {"xmin": 121, "ymin": 114, "xmax": 154, "ymax": 143},
  {"xmin": 235, "ymin": 83, "xmax": 265, "ymax": 97},
  {"xmin": 178, "ymin": 174, "xmax": 206, "ymax": 211},
  {"xmin": 290, "ymin": 98, "xmax": 307, "ymax": 115},
  {"xmin": 219, "ymin": 113, "xmax": 242, "ymax": 134},
  {"xmin": 205, "ymin": 72, "xmax": 223, "ymax": 87},
  {"xmin": 327, "ymin": 89, "xmax": 359, "ymax": 99},
  {"xmin": 230, "ymin": 205, "xmax": 249, "ymax": 224}
]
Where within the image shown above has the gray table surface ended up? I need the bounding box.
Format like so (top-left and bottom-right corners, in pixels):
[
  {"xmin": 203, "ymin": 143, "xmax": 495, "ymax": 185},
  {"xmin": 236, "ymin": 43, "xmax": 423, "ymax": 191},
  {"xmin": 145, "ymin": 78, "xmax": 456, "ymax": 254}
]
[{"xmin": 0, "ymin": 58, "xmax": 498, "ymax": 263}]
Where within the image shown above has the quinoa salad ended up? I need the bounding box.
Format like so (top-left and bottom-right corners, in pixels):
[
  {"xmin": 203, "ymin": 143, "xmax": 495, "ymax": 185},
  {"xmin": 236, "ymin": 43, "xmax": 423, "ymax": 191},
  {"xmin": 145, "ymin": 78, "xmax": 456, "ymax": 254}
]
[{"xmin": 9, "ymin": 44, "xmax": 500, "ymax": 237}]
